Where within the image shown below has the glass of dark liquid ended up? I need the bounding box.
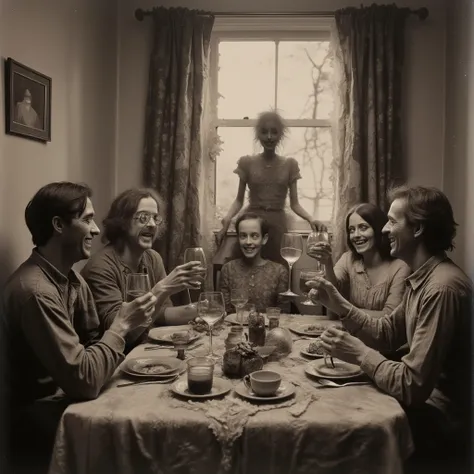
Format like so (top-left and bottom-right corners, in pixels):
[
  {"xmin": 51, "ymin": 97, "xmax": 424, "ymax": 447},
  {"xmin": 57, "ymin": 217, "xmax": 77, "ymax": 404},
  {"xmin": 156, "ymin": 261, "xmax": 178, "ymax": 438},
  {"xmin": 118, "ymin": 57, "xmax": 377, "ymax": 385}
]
[
  {"xmin": 126, "ymin": 273, "xmax": 152, "ymax": 326},
  {"xmin": 187, "ymin": 357, "xmax": 214, "ymax": 395}
]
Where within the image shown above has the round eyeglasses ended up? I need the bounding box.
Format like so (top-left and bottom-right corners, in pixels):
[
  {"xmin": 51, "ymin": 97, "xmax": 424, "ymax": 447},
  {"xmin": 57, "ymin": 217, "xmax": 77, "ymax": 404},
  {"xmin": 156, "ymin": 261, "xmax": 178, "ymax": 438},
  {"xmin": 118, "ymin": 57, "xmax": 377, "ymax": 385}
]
[{"xmin": 133, "ymin": 212, "xmax": 163, "ymax": 226}]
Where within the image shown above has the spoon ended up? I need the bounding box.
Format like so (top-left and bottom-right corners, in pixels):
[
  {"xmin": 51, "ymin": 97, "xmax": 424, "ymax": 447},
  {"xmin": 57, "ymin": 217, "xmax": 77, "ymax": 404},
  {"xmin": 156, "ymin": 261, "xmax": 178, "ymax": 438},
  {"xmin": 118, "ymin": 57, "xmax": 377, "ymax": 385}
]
[{"xmin": 313, "ymin": 378, "xmax": 370, "ymax": 388}]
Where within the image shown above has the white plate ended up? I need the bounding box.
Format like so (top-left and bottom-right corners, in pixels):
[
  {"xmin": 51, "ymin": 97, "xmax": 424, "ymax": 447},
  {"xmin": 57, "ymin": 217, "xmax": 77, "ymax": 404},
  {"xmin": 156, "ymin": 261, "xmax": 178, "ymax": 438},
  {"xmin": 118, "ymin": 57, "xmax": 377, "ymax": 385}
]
[
  {"xmin": 225, "ymin": 312, "xmax": 269, "ymax": 327},
  {"xmin": 300, "ymin": 349, "xmax": 324, "ymax": 359},
  {"xmin": 305, "ymin": 359, "xmax": 363, "ymax": 380},
  {"xmin": 171, "ymin": 378, "xmax": 232, "ymax": 399},
  {"xmin": 234, "ymin": 381, "xmax": 295, "ymax": 402},
  {"xmin": 121, "ymin": 357, "xmax": 186, "ymax": 379},
  {"xmin": 288, "ymin": 323, "xmax": 327, "ymax": 337},
  {"xmin": 148, "ymin": 326, "xmax": 200, "ymax": 344}
]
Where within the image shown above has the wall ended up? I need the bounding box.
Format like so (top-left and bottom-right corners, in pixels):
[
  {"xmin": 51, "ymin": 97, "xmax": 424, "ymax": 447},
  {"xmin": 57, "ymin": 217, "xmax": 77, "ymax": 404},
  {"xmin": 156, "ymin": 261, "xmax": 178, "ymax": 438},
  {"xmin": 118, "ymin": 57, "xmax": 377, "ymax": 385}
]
[
  {"xmin": 116, "ymin": 0, "xmax": 447, "ymax": 195},
  {"xmin": 444, "ymin": 0, "xmax": 474, "ymax": 273},
  {"xmin": 0, "ymin": 0, "xmax": 118, "ymax": 282}
]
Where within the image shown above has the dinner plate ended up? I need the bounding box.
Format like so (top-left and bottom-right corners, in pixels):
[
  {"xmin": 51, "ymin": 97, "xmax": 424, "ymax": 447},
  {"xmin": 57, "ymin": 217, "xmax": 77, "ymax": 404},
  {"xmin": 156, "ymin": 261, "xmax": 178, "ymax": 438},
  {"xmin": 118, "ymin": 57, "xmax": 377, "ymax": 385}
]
[
  {"xmin": 305, "ymin": 359, "xmax": 363, "ymax": 380},
  {"xmin": 121, "ymin": 357, "xmax": 186, "ymax": 379},
  {"xmin": 233, "ymin": 381, "xmax": 295, "ymax": 402},
  {"xmin": 171, "ymin": 378, "xmax": 232, "ymax": 400},
  {"xmin": 225, "ymin": 312, "xmax": 269, "ymax": 326},
  {"xmin": 300, "ymin": 339, "xmax": 325, "ymax": 358},
  {"xmin": 288, "ymin": 322, "xmax": 327, "ymax": 337},
  {"xmin": 148, "ymin": 326, "xmax": 200, "ymax": 344}
]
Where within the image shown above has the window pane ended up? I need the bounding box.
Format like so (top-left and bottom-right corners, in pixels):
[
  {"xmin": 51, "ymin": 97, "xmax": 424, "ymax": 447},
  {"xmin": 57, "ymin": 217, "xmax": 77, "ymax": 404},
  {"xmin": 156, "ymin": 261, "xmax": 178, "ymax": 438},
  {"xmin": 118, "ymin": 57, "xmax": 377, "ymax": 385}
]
[
  {"xmin": 215, "ymin": 126, "xmax": 334, "ymax": 228},
  {"xmin": 281, "ymin": 127, "xmax": 334, "ymax": 224},
  {"xmin": 277, "ymin": 42, "xmax": 333, "ymax": 120},
  {"xmin": 218, "ymin": 42, "xmax": 275, "ymax": 119}
]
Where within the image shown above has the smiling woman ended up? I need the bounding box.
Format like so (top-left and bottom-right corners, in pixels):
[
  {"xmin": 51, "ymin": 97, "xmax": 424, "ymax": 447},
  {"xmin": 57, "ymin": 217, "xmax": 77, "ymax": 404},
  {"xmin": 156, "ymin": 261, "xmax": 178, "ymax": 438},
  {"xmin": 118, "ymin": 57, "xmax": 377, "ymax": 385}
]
[{"xmin": 307, "ymin": 202, "xmax": 410, "ymax": 319}]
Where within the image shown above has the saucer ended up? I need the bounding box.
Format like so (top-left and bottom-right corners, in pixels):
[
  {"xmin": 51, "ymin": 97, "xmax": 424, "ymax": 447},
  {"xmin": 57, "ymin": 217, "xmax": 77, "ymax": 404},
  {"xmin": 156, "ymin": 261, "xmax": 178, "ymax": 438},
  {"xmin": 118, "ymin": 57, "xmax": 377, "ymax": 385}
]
[
  {"xmin": 300, "ymin": 349, "xmax": 324, "ymax": 359},
  {"xmin": 121, "ymin": 358, "xmax": 186, "ymax": 379},
  {"xmin": 171, "ymin": 378, "xmax": 232, "ymax": 399},
  {"xmin": 234, "ymin": 381, "xmax": 295, "ymax": 402},
  {"xmin": 305, "ymin": 359, "xmax": 363, "ymax": 380}
]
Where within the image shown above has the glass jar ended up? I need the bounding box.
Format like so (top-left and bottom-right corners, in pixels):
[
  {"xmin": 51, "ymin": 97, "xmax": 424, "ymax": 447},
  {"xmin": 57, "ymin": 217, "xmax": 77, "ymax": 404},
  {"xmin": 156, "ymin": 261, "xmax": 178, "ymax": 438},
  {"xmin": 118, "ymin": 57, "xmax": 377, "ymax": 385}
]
[
  {"xmin": 248, "ymin": 307, "xmax": 266, "ymax": 346},
  {"xmin": 225, "ymin": 326, "xmax": 243, "ymax": 351}
]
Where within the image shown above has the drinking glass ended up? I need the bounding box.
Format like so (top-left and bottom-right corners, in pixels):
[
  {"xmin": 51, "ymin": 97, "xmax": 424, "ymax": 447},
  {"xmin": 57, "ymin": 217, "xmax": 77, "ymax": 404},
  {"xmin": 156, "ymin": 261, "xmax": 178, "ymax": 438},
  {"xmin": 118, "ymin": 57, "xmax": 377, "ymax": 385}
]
[
  {"xmin": 266, "ymin": 307, "xmax": 281, "ymax": 330},
  {"xmin": 187, "ymin": 357, "xmax": 214, "ymax": 395},
  {"xmin": 279, "ymin": 233, "xmax": 303, "ymax": 296},
  {"xmin": 197, "ymin": 292, "xmax": 225, "ymax": 358},
  {"xmin": 184, "ymin": 247, "xmax": 207, "ymax": 307},
  {"xmin": 231, "ymin": 288, "xmax": 248, "ymax": 327},
  {"xmin": 125, "ymin": 273, "xmax": 152, "ymax": 326},
  {"xmin": 299, "ymin": 267, "xmax": 325, "ymax": 305},
  {"xmin": 307, "ymin": 231, "xmax": 330, "ymax": 272}
]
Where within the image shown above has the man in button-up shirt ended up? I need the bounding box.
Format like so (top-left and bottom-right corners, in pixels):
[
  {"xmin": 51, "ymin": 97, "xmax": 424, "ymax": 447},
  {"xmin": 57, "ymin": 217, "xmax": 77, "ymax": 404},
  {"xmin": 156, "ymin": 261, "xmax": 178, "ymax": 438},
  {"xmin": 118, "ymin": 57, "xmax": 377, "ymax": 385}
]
[
  {"xmin": 308, "ymin": 186, "xmax": 472, "ymax": 469},
  {"xmin": 1, "ymin": 182, "xmax": 157, "ymax": 471}
]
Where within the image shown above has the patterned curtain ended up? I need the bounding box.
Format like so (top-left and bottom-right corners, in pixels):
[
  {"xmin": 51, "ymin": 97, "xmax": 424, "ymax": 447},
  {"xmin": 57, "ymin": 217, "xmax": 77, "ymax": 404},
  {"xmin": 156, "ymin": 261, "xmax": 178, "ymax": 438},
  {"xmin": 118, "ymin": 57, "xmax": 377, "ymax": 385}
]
[
  {"xmin": 330, "ymin": 5, "xmax": 409, "ymax": 261},
  {"xmin": 143, "ymin": 7, "xmax": 214, "ymax": 299}
]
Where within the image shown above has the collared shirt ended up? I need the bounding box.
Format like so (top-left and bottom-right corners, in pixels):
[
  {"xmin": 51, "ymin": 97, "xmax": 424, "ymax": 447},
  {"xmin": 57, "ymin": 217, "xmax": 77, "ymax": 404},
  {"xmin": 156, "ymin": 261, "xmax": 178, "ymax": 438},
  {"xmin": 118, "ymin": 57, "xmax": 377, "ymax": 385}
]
[
  {"xmin": 81, "ymin": 245, "xmax": 172, "ymax": 335},
  {"xmin": 343, "ymin": 254, "xmax": 472, "ymax": 425},
  {"xmin": 334, "ymin": 251, "xmax": 411, "ymax": 316},
  {"xmin": 1, "ymin": 249, "xmax": 126, "ymax": 406}
]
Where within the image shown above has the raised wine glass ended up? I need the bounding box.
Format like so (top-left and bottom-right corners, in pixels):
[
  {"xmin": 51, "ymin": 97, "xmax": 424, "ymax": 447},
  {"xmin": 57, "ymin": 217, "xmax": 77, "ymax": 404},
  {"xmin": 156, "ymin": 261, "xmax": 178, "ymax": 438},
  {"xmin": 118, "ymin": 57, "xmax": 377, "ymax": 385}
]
[
  {"xmin": 197, "ymin": 292, "xmax": 225, "ymax": 359},
  {"xmin": 279, "ymin": 233, "xmax": 303, "ymax": 296},
  {"xmin": 184, "ymin": 247, "xmax": 207, "ymax": 307},
  {"xmin": 230, "ymin": 288, "xmax": 248, "ymax": 327},
  {"xmin": 307, "ymin": 230, "xmax": 330, "ymax": 271},
  {"xmin": 125, "ymin": 273, "xmax": 152, "ymax": 326},
  {"xmin": 299, "ymin": 267, "xmax": 325, "ymax": 305}
]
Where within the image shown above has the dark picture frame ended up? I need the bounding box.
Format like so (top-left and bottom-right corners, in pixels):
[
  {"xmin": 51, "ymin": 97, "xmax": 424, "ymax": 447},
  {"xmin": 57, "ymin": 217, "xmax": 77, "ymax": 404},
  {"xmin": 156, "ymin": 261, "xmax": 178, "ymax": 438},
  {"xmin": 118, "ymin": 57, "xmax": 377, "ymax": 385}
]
[{"xmin": 4, "ymin": 58, "xmax": 51, "ymax": 142}]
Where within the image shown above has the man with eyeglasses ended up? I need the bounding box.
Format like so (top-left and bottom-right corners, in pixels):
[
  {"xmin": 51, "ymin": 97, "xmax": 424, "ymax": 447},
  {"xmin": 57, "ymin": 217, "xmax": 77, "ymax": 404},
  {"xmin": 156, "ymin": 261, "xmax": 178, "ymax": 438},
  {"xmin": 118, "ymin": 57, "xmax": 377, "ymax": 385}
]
[{"xmin": 81, "ymin": 188, "xmax": 205, "ymax": 351}]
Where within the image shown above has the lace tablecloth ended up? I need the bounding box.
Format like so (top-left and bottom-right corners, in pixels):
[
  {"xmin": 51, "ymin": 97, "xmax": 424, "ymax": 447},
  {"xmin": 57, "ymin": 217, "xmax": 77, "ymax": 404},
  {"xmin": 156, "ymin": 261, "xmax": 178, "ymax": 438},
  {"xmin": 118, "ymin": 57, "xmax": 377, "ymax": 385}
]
[{"xmin": 49, "ymin": 315, "xmax": 413, "ymax": 474}]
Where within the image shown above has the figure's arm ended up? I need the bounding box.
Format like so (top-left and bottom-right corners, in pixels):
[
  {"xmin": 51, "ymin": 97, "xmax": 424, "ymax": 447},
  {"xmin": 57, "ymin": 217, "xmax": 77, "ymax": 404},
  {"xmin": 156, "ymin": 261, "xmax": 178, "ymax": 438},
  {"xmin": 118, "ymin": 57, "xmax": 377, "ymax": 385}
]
[
  {"xmin": 220, "ymin": 179, "xmax": 246, "ymax": 232},
  {"xmin": 20, "ymin": 291, "xmax": 125, "ymax": 401},
  {"xmin": 288, "ymin": 180, "xmax": 313, "ymax": 223}
]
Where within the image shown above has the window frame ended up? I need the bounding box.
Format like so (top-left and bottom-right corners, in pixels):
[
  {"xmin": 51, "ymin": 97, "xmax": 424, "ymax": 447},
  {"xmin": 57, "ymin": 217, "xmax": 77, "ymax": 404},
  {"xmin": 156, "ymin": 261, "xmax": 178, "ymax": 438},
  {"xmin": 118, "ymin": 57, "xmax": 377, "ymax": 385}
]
[{"xmin": 208, "ymin": 16, "xmax": 335, "ymax": 233}]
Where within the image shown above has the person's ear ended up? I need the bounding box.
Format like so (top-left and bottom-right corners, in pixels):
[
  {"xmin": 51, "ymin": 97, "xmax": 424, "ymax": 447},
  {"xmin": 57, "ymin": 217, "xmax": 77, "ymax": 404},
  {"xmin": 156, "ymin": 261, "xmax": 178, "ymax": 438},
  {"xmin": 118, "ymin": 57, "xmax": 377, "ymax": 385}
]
[
  {"xmin": 414, "ymin": 223, "xmax": 424, "ymax": 239},
  {"xmin": 52, "ymin": 216, "xmax": 64, "ymax": 235},
  {"xmin": 262, "ymin": 233, "xmax": 269, "ymax": 245}
]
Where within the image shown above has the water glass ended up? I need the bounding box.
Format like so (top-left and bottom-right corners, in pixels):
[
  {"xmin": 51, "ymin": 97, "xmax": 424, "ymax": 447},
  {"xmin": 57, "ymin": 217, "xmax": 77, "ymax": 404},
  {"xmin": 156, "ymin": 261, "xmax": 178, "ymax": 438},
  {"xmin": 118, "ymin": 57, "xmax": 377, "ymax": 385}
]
[
  {"xmin": 266, "ymin": 307, "xmax": 281, "ymax": 330},
  {"xmin": 187, "ymin": 357, "xmax": 214, "ymax": 395}
]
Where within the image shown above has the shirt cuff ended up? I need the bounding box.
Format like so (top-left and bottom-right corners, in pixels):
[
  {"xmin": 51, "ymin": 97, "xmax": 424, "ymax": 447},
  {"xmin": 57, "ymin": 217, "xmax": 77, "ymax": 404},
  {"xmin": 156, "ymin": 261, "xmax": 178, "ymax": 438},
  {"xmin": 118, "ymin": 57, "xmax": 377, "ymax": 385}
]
[
  {"xmin": 360, "ymin": 348, "xmax": 387, "ymax": 379},
  {"xmin": 340, "ymin": 304, "xmax": 368, "ymax": 332},
  {"xmin": 101, "ymin": 329, "xmax": 126, "ymax": 354}
]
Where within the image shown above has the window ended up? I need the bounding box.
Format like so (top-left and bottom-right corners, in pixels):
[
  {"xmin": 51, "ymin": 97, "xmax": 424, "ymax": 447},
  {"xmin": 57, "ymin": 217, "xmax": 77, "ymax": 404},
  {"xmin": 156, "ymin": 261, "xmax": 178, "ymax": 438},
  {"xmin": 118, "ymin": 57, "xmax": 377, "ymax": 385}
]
[{"xmin": 209, "ymin": 16, "xmax": 335, "ymax": 231}]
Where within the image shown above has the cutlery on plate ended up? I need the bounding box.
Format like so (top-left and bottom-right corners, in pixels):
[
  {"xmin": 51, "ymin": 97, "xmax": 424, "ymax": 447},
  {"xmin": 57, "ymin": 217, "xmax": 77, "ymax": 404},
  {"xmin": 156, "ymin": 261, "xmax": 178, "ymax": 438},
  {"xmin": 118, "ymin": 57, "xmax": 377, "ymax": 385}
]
[
  {"xmin": 144, "ymin": 343, "xmax": 203, "ymax": 352},
  {"xmin": 117, "ymin": 375, "xmax": 179, "ymax": 387},
  {"xmin": 313, "ymin": 378, "xmax": 370, "ymax": 388}
]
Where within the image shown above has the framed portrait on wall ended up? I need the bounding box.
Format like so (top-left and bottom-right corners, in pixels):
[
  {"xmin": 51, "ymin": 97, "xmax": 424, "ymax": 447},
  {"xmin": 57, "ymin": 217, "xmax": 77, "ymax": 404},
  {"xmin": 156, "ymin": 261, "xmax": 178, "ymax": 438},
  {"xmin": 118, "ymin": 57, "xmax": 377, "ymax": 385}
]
[{"xmin": 4, "ymin": 58, "xmax": 51, "ymax": 142}]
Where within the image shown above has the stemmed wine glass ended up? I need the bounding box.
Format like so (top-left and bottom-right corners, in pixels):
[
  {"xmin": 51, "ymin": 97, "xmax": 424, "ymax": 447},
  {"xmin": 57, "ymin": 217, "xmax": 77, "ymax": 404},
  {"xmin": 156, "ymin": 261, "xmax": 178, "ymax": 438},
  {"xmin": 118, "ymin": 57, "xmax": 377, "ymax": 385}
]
[
  {"xmin": 184, "ymin": 247, "xmax": 207, "ymax": 307},
  {"xmin": 125, "ymin": 273, "xmax": 152, "ymax": 326},
  {"xmin": 279, "ymin": 233, "xmax": 304, "ymax": 296},
  {"xmin": 307, "ymin": 230, "xmax": 330, "ymax": 271},
  {"xmin": 299, "ymin": 267, "xmax": 325, "ymax": 305},
  {"xmin": 198, "ymin": 292, "xmax": 225, "ymax": 359},
  {"xmin": 231, "ymin": 288, "xmax": 248, "ymax": 327}
]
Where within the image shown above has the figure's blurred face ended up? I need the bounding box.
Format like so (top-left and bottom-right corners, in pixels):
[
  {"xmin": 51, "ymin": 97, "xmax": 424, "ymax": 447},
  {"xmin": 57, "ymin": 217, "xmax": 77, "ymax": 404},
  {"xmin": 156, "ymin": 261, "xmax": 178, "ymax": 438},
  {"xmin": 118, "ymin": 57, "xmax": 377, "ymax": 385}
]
[
  {"xmin": 127, "ymin": 197, "xmax": 162, "ymax": 251},
  {"xmin": 256, "ymin": 118, "xmax": 283, "ymax": 151},
  {"xmin": 238, "ymin": 218, "xmax": 268, "ymax": 260},
  {"xmin": 348, "ymin": 213, "xmax": 375, "ymax": 255}
]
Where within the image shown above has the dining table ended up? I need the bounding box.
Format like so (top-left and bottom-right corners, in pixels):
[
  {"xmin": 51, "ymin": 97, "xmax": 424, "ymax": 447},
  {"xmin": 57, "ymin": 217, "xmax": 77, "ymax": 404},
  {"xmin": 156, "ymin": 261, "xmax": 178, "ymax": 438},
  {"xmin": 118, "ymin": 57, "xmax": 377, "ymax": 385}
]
[{"xmin": 48, "ymin": 314, "xmax": 414, "ymax": 474}]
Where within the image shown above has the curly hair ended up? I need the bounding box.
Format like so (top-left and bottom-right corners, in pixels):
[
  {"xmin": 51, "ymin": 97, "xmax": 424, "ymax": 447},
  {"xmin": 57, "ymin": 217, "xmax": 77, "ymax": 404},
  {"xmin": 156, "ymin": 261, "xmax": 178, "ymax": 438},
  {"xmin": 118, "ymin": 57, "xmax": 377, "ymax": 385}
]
[
  {"xmin": 387, "ymin": 185, "xmax": 457, "ymax": 254},
  {"xmin": 102, "ymin": 188, "xmax": 165, "ymax": 246},
  {"xmin": 25, "ymin": 182, "xmax": 92, "ymax": 246},
  {"xmin": 253, "ymin": 110, "xmax": 288, "ymax": 145}
]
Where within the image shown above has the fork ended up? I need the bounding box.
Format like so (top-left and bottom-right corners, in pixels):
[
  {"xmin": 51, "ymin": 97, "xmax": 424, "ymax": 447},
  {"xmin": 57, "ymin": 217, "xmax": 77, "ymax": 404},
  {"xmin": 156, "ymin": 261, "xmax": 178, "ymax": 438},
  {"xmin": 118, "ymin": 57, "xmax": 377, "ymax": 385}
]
[
  {"xmin": 324, "ymin": 353, "xmax": 335, "ymax": 369},
  {"xmin": 117, "ymin": 375, "xmax": 179, "ymax": 388},
  {"xmin": 313, "ymin": 378, "xmax": 370, "ymax": 388}
]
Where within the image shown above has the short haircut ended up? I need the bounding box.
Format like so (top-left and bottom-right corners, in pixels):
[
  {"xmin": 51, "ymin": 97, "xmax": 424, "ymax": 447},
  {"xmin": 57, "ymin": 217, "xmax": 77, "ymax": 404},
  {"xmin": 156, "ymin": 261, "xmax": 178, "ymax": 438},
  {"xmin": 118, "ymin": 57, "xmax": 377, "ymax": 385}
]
[
  {"xmin": 388, "ymin": 185, "xmax": 457, "ymax": 254},
  {"xmin": 102, "ymin": 188, "xmax": 165, "ymax": 245},
  {"xmin": 235, "ymin": 212, "xmax": 269, "ymax": 237},
  {"xmin": 345, "ymin": 202, "xmax": 392, "ymax": 260},
  {"xmin": 25, "ymin": 182, "xmax": 92, "ymax": 246},
  {"xmin": 254, "ymin": 110, "xmax": 288, "ymax": 143}
]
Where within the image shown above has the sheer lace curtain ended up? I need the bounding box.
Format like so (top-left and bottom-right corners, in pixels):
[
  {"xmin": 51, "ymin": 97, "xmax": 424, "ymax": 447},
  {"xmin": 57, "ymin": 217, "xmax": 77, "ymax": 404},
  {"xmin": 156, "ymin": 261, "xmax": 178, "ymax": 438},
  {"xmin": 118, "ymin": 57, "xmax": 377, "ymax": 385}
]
[{"xmin": 329, "ymin": 5, "xmax": 409, "ymax": 262}]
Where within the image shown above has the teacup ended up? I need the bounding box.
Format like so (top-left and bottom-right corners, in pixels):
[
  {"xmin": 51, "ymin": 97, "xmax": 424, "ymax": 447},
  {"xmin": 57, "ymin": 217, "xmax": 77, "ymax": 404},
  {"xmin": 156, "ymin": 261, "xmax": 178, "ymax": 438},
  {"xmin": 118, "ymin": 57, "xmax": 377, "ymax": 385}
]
[{"xmin": 243, "ymin": 370, "xmax": 281, "ymax": 397}]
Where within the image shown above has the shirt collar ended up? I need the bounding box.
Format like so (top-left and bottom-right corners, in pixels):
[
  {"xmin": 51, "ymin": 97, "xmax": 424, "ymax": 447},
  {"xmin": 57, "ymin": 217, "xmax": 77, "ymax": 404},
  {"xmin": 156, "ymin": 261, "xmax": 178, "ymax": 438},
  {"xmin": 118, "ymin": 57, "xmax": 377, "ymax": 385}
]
[
  {"xmin": 109, "ymin": 245, "xmax": 149, "ymax": 275},
  {"xmin": 30, "ymin": 248, "xmax": 82, "ymax": 288},
  {"xmin": 406, "ymin": 253, "xmax": 447, "ymax": 291}
]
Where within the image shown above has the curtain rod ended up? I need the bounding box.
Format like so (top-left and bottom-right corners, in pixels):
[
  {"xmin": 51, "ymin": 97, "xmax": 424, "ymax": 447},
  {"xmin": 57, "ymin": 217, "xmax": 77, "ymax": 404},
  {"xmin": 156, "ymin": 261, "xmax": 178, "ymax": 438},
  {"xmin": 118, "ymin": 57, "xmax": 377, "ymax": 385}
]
[{"xmin": 135, "ymin": 7, "xmax": 429, "ymax": 21}]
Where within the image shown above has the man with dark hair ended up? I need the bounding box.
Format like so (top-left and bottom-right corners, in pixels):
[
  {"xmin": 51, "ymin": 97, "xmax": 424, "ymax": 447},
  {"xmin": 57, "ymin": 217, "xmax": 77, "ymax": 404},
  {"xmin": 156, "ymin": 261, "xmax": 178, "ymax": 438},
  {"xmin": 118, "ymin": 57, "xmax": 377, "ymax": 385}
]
[
  {"xmin": 1, "ymin": 182, "xmax": 157, "ymax": 471},
  {"xmin": 81, "ymin": 188, "xmax": 206, "ymax": 351},
  {"xmin": 308, "ymin": 185, "xmax": 472, "ymax": 471}
]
